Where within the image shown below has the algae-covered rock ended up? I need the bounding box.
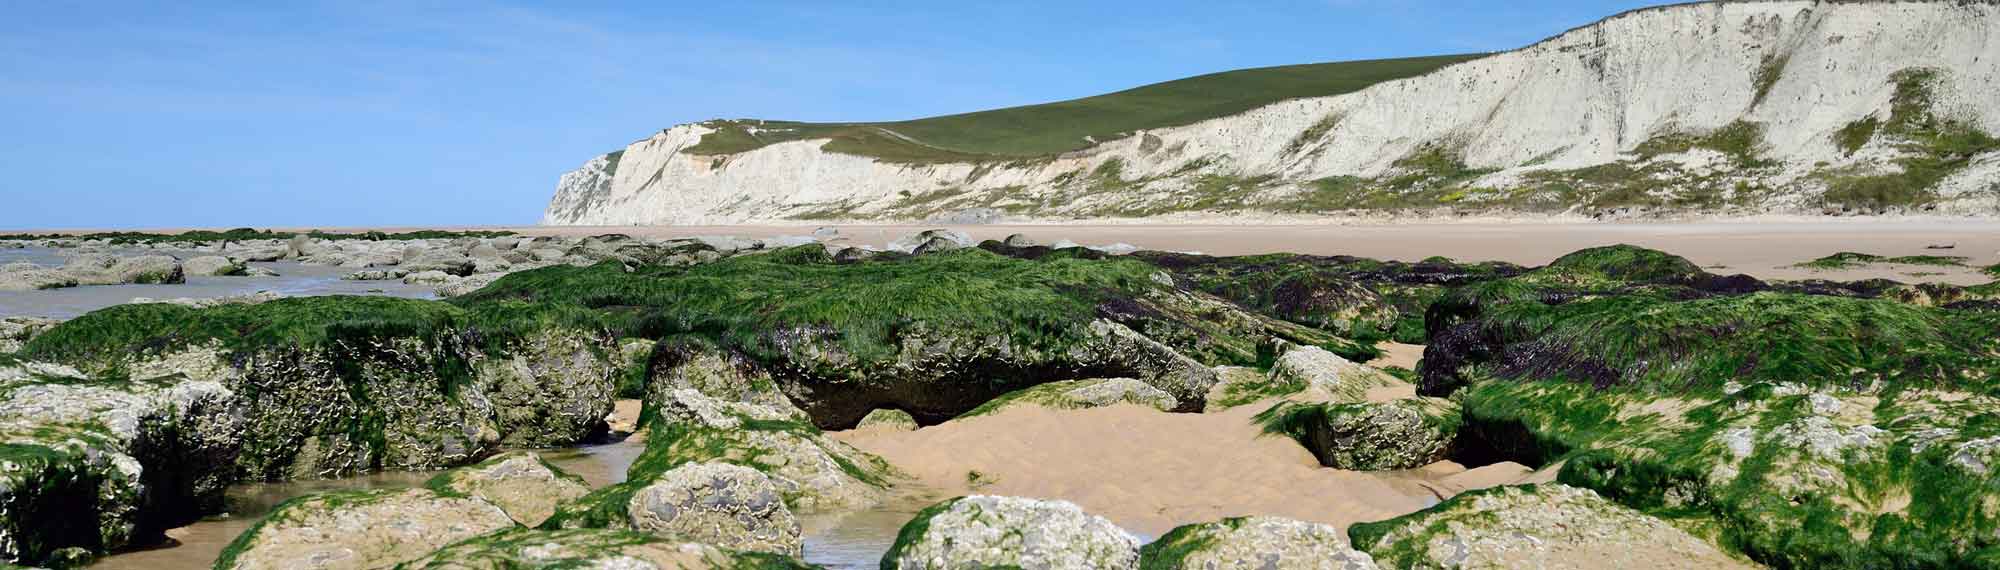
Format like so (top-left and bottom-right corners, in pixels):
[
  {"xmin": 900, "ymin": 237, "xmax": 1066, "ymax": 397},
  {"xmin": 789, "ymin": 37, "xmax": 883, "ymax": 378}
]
[
  {"xmin": 0, "ymin": 360, "xmax": 241, "ymax": 566},
  {"xmin": 19, "ymin": 298, "xmax": 621, "ymax": 480},
  {"xmin": 394, "ymin": 527, "xmax": 817, "ymax": 570},
  {"xmin": 1255, "ymin": 397, "xmax": 1459, "ymax": 470},
  {"xmin": 1415, "ymin": 245, "xmax": 2000, "ymax": 566},
  {"xmin": 642, "ymin": 337, "xmax": 804, "ymax": 424},
  {"xmin": 1141, "ymin": 516, "xmax": 1378, "ymax": 570},
  {"xmin": 632, "ymin": 389, "xmax": 895, "ymax": 511},
  {"xmin": 855, "ymin": 408, "xmax": 918, "ymax": 431},
  {"xmin": 425, "ymin": 451, "xmax": 590, "ymax": 527},
  {"xmin": 471, "ymin": 327, "xmax": 619, "ymax": 447},
  {"xmin": 1210, "ymin": 344, "xmax": 1401, "ymax": 410},
  {"xmin": 1348, "ymin": 485, "xmax": 1751, "ymax": 570},
  {"xmin": 0, "ymin": 318, "xmax": 58, "ymax": 354},
  {"xmin": 215, "ymin": 488, "xmax": 516, "ymax": 570},
  {"xmin": 883, "ymin": 495, "xmax": 1140, "ymax": 570},
  {"xmin": 458, "ymin": 247, "xmax": 1384, "ymax": 427},
  {"xmin": 957, "ymin": 377, "xmax": 1178, "ymax": 418}
]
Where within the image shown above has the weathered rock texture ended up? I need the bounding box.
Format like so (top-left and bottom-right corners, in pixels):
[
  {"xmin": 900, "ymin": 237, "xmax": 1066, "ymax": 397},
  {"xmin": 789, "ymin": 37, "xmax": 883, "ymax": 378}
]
[
  {"xmin": 883, "ymin": 495, "xmax": 1142, "ymax": 570},
  {"xmin": 1141, "ymin": 516, "xmax": 1379, "ymax": 570},
  {"xmin": 1348, "ymin": 485, "xmax": 1754, "ymax": 570},
  {"xmin": 214, "ymin": 488, "xmax": 516, "ymax": 570},
  {"xmin": 424, "ymin": 451, "xmax": 591, "ymax": 527},
  {"xmin": 547, "ymin": 1, "xmax": 2000, "ymax": 224}
]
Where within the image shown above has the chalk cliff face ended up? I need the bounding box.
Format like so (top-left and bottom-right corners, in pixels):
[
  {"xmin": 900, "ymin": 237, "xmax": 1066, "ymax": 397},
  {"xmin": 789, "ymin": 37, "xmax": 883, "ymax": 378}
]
[{"xmin": 544, "ymin": 1, "xmax": 2000, "ymax": 225}]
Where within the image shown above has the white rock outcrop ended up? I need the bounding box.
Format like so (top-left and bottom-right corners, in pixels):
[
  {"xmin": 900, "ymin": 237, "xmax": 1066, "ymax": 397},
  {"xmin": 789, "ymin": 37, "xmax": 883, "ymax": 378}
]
[{"xmin": 546, "ymin": 1, "xmax": 2000, "ymax": 224}]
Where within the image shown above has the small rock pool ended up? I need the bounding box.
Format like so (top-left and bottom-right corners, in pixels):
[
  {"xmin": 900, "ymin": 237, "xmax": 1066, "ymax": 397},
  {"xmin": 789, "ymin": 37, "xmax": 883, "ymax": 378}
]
[{"xmin": 87, "ymin": 437, "xmax": 922, "ymax": 569}]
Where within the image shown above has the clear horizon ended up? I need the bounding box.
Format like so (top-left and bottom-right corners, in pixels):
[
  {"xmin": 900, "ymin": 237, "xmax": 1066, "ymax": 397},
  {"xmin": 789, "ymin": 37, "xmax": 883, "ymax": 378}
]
[{"xmin": 1, "ymin": 0, "xmax": 1657, "ymax": 230}]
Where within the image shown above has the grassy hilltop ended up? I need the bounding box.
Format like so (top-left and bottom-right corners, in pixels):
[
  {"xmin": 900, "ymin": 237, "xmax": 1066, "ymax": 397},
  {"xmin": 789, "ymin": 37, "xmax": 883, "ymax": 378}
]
[{"xmin": 681, "ymin": 54, "xmax": 1483, "ymax": 163}]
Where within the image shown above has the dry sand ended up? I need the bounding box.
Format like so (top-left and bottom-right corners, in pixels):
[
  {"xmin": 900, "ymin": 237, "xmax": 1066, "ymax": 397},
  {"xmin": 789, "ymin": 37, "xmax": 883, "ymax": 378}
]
[
  {"xmin": 832, "ymin": 401, "xmax": 1536, "ymax": 537},
  {"xmin": 1369, "ymin": 342, "xmax": 1427, "ymax": 371}
]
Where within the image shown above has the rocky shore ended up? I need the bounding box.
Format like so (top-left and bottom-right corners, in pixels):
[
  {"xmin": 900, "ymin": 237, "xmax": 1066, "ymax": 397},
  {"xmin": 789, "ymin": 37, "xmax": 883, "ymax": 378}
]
[{"xmin": 0, "ymin": 228, "xmax": 1995, "ymax": 568}]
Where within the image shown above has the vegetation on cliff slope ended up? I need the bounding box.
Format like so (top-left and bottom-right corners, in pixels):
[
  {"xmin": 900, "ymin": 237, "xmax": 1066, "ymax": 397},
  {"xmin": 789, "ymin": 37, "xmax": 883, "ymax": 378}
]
[{"xmin": 682, "ymin": 55, "xmax": 1483, "ymax": 162}]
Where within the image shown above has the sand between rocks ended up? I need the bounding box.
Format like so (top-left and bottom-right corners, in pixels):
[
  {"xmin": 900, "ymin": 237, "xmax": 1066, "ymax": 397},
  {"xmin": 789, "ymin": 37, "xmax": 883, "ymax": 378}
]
[{"xmin": 833, "ymin": 401, "xmax": 1535, "ymax": 537}]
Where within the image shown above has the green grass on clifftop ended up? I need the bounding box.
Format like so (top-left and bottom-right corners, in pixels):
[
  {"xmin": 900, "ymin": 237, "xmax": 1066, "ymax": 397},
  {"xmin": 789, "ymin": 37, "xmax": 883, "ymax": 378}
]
[{"xmin": 682, "ymin": 55, "xmax": 1483, "ymax": 162}]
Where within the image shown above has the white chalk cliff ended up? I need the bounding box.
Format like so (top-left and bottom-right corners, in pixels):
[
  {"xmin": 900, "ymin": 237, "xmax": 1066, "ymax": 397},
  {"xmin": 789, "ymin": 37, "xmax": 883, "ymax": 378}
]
[{"xmin": 545, "ymin": 1, "xmax": 2000, "ymax": 225}]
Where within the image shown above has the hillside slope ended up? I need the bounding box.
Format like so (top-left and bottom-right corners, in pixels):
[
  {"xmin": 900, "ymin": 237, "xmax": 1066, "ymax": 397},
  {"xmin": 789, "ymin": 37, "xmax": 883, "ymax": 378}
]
[{"xmin": 546, "ymin": 0, "xmax": 2000, "ymax": 225}]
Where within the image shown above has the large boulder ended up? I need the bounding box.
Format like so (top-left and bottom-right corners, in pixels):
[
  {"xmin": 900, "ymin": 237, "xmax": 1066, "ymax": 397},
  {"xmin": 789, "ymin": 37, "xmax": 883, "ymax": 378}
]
[
  {"xmin": 633, "ymin": 389, "xmax": 896, "ymax": 511},
  {"xmin": 60, "ymin": 254, "xmax": 184, "ymax": 285},
  {"xmin": 1211, "ymin": 344, "xmax": 1401, "ymax": 410},
  {"xmin": 0, "ymin": 360, "xmax": 241, "ymax": 566},
  {"xmin": 402, "ymin": 250, "xmax": 476, "ymax": 276},
  {"xmin": 1141, "ymin": 516, "xmax": 1378, "ymax": 570},
  {"xmin": 641, "ymin": 337, "xmax": 806, "ymax": 421},
  {"xmin": 0, "ymin": 262, "xmax": 76, "ymax": 291},
  {"xmin": 544, "ymin": 462, "xmax": 802, "ymax": 556},
  {"xmin": 1348, "ymin": 485, "xmax": 1753, "ymax": 570},
  {"xmin": 396, "ymin": 528, "xmax": 815, "ymax": 570},
  {"xmin": 1254, "ymin": 398, "xmax": 1460, "ymax": 470},
  {"xmin": 425, "ymin": 451, "xmax": 590, "ymax": 527},
  {"xmin": 887, "ymin": 229, "xmax": 974, "ymax": 254},
  {"xmin": 214, "ymin": 488, "xmax": 516, "ymax": 570},
  {"xmin": 182, "ymin": 255, "xmax": 248, "ymax": 277},
  {"xmin": 883, "ymin": 495, "xmax": 1141, "ymax": 570},
  {"xmin": 957, "ymin": 378, "xmax": 1178, "ymax": 419}
]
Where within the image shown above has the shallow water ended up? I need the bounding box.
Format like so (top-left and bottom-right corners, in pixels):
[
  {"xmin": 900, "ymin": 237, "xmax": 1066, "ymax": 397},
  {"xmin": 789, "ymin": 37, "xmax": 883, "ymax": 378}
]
[
  {"xmin": 0, "ymin": 247, "xmax": 436, "ymax": 319},
  {"xmin": 88, "ymin": 436, "xmax": 916, "ymax": 569}
]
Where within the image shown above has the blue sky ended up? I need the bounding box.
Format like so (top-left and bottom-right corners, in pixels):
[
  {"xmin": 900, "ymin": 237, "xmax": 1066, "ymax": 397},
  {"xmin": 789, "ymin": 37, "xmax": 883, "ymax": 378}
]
[{"xmin": 0, "ymin": 0, "xmax": 1658, "ymax": 230}]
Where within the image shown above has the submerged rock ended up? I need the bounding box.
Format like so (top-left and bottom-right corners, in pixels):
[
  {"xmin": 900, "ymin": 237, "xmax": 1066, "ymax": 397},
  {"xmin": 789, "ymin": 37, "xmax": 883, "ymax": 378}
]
[
  {"xmin": 1141, "ymin": 516, "xmax": 1378, "ymax": 570},
  {"xmin": 425, "ymin": 451, "xmax": 590, "ymax": 527},
  {"xmin": 883, "ymin": 495, "xmax": 1141, "ymax": 570},
  {"xmin": 215, "ymin": 488, "xmax": 516, "ymax": 570},
  {"xmin": 1349, "ymin": 485, "xmax": 1752, "ymax": 570},
  {"xmin": 396, "ymin": 527, "xmax": 816, "ymax": 570}
]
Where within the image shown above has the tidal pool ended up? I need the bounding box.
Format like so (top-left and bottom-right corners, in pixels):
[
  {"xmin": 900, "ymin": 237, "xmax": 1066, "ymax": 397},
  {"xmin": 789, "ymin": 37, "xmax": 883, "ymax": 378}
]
[{"xmin": 0, "ymin": 247, "xmax": 437, "ymax": 319}]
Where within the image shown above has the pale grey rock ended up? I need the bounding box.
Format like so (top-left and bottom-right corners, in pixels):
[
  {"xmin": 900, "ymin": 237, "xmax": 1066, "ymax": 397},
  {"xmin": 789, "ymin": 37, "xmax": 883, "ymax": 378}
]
[
  {"xmin": 1002, "ymin": 233, "xmax": 1038, "ymax": 247},
  {"xmin": 62, "ymin": 254, "xmax": 184, "ymax": 285},
  {"xmin": 182, "ymin": 255, "xmax": 247, "ymax": 276},
  {"xmin": 888, "ymin": 229, "xmax": 972, "ymax": 254},
  {"xmin": 428, "ymin": 451, "xmax": 590, "ymax": 527},
  {"xmin": 626, "ymin": 462, "xmax": 803, "ymax": 556},
  {"xmin": 343, "ymin": 268, "xmax": 410, "ymax": 281},
  {"xmin": 215, "ymin": 488, "xmax": 515, "ymax": 570},
  {"xmin": 1141, "ymin": 516, "xmax": 1377, "ymax": 570},
  {"xmin": 0, "ymin": 262, "xmax": 76, "ymax": 291},
  {"xmin": 1353, "ymin": 485, "xmax": 1753, "ymax": 570},
  {"xmin": 437, "ymin": 272, "xmax": 505, "ymax": 298},
  {"xmin": 404, "ymin": 270, "xmax": 458, "ymax": 285},
  {"xmin": 885, "ymin": 495, "xmax": 1140, "ymax": 570},
  {"xmin": 0, "ymin": 316, "xmax": 60, "ymax": 353}
]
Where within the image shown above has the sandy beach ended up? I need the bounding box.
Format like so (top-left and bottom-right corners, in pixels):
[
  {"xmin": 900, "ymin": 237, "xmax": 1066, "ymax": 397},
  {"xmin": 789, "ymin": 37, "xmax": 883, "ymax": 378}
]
[
  {"xmin": 832, "ymin": 400, "xmax": 1539, "ymax": 537},
  {"xmin": 22, "ymin": 219, "xmax": 1994, "ymax": 284}
]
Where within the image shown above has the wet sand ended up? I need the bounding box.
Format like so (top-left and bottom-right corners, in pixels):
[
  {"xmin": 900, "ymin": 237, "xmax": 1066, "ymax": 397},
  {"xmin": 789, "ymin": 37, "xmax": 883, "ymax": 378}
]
[{"xmin": 832, "ymin": 401, "xmax": 1535, "ymax": 537}]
